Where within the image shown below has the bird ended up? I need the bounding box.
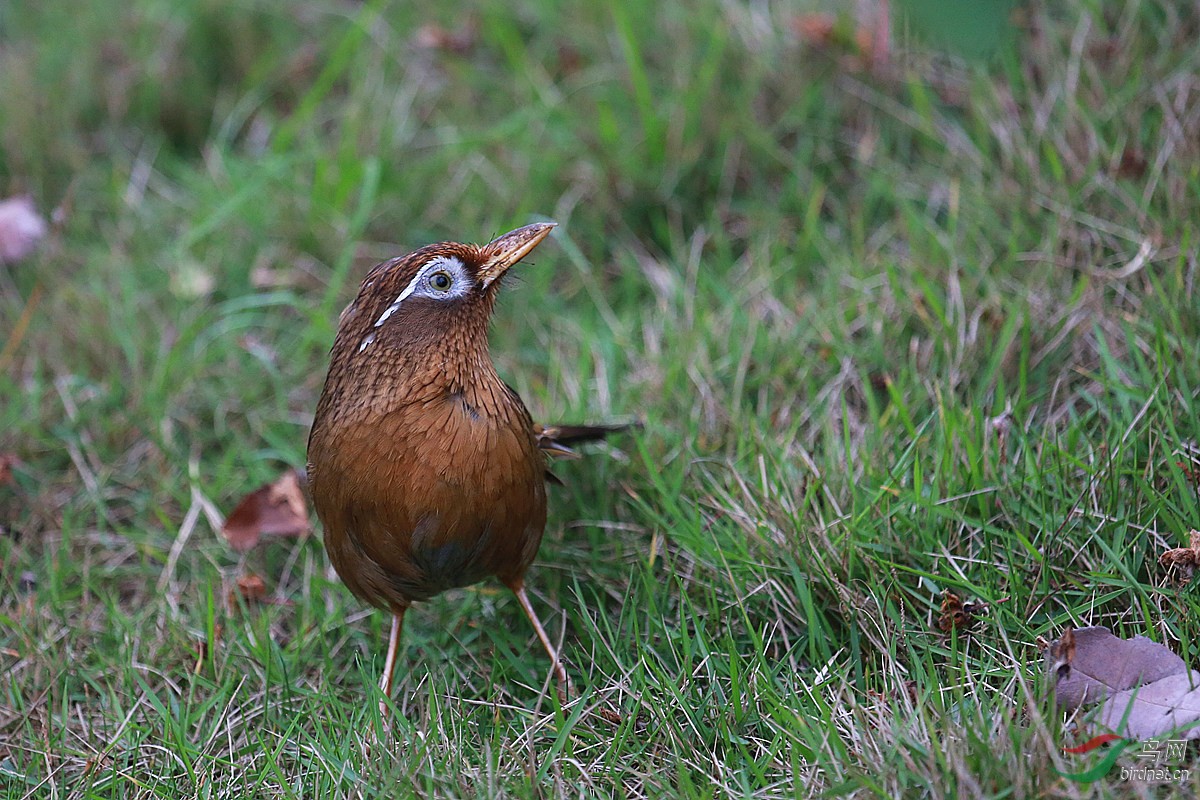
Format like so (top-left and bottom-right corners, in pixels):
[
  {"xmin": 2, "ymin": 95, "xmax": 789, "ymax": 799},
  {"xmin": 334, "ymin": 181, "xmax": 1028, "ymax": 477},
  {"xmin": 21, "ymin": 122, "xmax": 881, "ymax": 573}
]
[{"xmin": 306, "ymin": 222, "xmax": 625, "ymax": 713}]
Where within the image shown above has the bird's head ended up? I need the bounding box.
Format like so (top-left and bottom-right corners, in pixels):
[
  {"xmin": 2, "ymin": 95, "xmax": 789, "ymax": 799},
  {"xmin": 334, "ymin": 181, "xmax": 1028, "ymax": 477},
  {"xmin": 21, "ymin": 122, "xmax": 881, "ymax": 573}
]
[{"xmin": 333, "ymin": 222, "xmax": 555, "ymax": 361}]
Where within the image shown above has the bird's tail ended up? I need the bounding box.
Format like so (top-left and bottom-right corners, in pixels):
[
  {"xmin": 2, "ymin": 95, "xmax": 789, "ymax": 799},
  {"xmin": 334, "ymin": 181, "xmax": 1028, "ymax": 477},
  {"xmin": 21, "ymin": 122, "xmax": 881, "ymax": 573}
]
[{"xmin": 536, "ymin": 422, "xmax": 637, "ymax": 459}]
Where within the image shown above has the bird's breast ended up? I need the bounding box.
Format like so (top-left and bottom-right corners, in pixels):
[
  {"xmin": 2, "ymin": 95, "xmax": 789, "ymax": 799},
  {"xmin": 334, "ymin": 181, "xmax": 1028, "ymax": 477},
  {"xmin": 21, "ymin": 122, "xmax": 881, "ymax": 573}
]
[{"xmin": 309, "ymin": 385, "xmax": 547, "ymax": 608}]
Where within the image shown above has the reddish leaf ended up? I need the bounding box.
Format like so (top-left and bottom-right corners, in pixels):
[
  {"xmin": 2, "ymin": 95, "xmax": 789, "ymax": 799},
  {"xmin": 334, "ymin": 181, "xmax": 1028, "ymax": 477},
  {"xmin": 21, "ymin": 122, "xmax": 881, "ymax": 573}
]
[
  {"xmin": 790, "ymin": 0, "xmax": 890, "ymax": 72},
  {"xmin": 792, "ymin": 13, "xmax": 837, "ymax": 47},
  {"xmin": 227, "ymin": 571, "xmax": 293, "ymax": 609},
  {"xmin": 1063, "ymin": 732, "xmax": 1123, "ymax": 753},
  {"xmin": 556, "ymin": 43, "xmax": 583, "ymax": 77},
  {"xmin": 1115, "ymin": 147, "xmax": 1148, "ymax": 180},
  {"xmin": 236, "ymin": 572, "xmax": 268, "ymax": 602},
  {"xmin": 221, "ymin": 468, "xmax": 309, "ymax": 552},
  {"xmin": 0, "ymin": 453, "xmax": 16, "ymax": 485},
  {"xmin": 414, "ymin": 21, "xmax": 477, "ymax": 54}
]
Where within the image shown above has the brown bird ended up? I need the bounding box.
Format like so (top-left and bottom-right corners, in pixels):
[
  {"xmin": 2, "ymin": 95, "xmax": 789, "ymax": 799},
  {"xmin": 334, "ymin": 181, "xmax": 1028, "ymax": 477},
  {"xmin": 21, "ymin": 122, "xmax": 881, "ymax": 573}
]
[{"xmin": 306, "ymin": 222, "xmax": 623, "ymax": 711}]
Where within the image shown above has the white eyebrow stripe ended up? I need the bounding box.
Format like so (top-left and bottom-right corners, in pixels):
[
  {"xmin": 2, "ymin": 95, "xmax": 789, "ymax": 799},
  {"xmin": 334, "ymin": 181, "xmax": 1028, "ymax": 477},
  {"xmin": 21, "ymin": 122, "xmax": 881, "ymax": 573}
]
[
  {"xmin": 373, "ymin": 276, "xmax": 421, "ymax": 327},
  {"xmin": 372, "ymin": 256, "xmax": 465, "ymax": 328}
]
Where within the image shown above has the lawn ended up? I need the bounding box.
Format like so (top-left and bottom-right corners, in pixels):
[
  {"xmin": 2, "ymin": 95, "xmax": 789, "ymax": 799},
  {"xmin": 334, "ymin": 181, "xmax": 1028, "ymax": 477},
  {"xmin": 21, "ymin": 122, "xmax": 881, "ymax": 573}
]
[{"xmin": 2, "ymin": 0, "xmax": 1199, "ymax": 797}]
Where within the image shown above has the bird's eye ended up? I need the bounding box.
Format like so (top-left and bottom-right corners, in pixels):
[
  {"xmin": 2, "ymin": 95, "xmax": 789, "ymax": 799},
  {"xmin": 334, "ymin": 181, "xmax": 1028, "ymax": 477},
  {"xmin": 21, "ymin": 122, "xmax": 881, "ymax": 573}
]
[{"xmin": 429, "ymin": 271, "xmax": 453, "ymax": 292}]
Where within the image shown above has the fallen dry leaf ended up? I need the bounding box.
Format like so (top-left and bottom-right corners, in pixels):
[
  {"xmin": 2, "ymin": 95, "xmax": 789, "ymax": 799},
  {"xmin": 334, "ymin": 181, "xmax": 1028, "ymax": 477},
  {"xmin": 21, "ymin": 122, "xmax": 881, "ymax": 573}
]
[
  {"xmin": 1159, "ymin": 530, "xmax": 1200, "ymax": 581},
  {"xmin": 1115, "ymin": 146, "xmax": 1148, "ymax": 180},
  {"xmin": 227, "ymin": 571, "xmax": 293, "ymax": 609},
  {"xmin": 1045, "ymin": 626, "xmax": 1200, "ymax": 740},
  {"xmin": 937, "ymin": 590, "xmax": 987, "ymax": 632},
  {"xmin": 0, "ymin": 453, "xmax": 16, "ymax": 484},
  {"xmin": 790, "ymin": 0, "xmax": 890, "ymax": 72},
  {"xmin": 555, "ymin": 43, "xmax": 583, "ymax": 77},
  {"xmin": 791, "ymin": 12, "xmax": 838, "ymax": 47},
  {"xmin": 414, "ymin": 21, "xmax": 477, "ymax": 54},
  {"xmin": 221, "ymin": 468, "xmax": 309, "ymax": 552},
  {"xmin": 236, "ymin": 572, "xmax": 267, "ymax": 602},
  {"xmin": 867, "ymin": 680, "xmax": 919, "ymax": 707},
  {"xmin": 1178, "ymin": 461, "xmax": 1200, "ymax": 488},
  {"xmin": 595, "ymin": 706, "xmax": 623, "ymax": 726},
  {"xmin": 0, "ymin": 196, "xmax": 47, "ymax": 264}
]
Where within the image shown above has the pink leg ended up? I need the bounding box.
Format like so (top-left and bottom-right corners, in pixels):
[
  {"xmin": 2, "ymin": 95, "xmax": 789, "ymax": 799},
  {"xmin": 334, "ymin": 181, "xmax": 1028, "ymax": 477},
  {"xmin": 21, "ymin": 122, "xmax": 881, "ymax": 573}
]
[
  {"xmin": 509, "ymin": 580, "xmax": 569, "ymax": 691},
  {"xmin": 379, "ymin": 608, "xmax": 406, "ymax": 717}
]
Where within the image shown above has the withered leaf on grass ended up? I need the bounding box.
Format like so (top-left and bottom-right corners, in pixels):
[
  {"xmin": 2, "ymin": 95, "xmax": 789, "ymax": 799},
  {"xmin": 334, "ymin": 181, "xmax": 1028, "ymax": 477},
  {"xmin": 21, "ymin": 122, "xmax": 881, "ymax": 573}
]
[
  {"xmin": 414, "ymin": 21, "xmax": 477, "ymax": 54},
  {"xmin": 1159, "ymin": 530, "xmax": 1200, "ymax": 579},
  {"xmin": 221, "ymin": 468, "xmax": 309, "ymax": 552},
  {"xmin": 1177, "ymin": 461, "xmax": 1200, "ymax": 489},
  {"xmin": 0, "ymin": 453, "xmax": 16, "ymax": 484},
  {"xmin": 937, "ymin": 590, "xmax": 988, "ymax": 632},
  {"xmin": 1045, "ymin": 626, "xmax": 1200, "ymax": 740},
  {"xmin": 789, "ymin": 0, "xmax": 891, "ymax": 72},
  {"xmin": 792, "ymin": 12, "xmax": 838, "ymax": 47},
  {"xmin": 235, "ymin": 572, "xmax": 267, "ymax": 602},
  {"xmin": 1114, "ymin": 146, "xmax": 1148, "ymax": 180}
]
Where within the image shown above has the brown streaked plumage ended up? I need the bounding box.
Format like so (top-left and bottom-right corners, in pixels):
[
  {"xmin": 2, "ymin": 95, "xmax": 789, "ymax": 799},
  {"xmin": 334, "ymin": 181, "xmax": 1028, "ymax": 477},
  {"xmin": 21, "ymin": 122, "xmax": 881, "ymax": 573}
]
[{"xmin": 306, "ymin": 223, "xmax": 625, "ymax": 713}]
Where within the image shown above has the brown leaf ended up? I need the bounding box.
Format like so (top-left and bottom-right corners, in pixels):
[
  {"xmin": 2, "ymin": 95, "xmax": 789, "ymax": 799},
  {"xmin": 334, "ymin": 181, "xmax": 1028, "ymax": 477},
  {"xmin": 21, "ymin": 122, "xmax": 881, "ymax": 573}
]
[
  {"xmin": 866, "ymin": 680, "xmax": 918, "ymax": 707},
  {"xmin": 0, "ymin": 453, "xmax": 16, "ymax": 485},
  {"xmin": 556, "ymin": 43, "xmax": 583, "ymax": 77},
  {"xmin": 236, "ymin": 572, "xmax": 267, "ymax": 602},
  {"xmin": 791, "ymin": 13, "xmax": 838, "ymax": 47},
  {"xmin": 227, "ymin": 571, "xmax": 293, "ymax": 609},
  {"xmin": 414, "ymin": 21, "xmax": 477, "ymax": 55},
  {"xmin": 1178, "ymin": 460, "xmax": 1200, "ymax": 488},
  {"xmin": 1159, "ymin": 530, "xmax": 1200, "ymax": 579},
  {"xmin": 1115, "ymin": 147, "xmax": 1148, "ymax": 180},
  {"xmin": 937, "ymin": 590, "xmax": 987, "ymax": 632},
  {"xmin": 789, "ymin": 0, "xmax": 890, "ymax": 72},
  {"xmin": 1045, "ymin": 626, "xmax": 1200, "ymax": 739},
  {"xmin": 595, "ymin": 706, "xmax": 623, "ymax": 726},
  {"xmin": 0, "ymin": 196, "xmax": 47, "ymax": 264},
  {"xmin": 221, "ymin": 468, "xmax": 309, "ymax": 552}
]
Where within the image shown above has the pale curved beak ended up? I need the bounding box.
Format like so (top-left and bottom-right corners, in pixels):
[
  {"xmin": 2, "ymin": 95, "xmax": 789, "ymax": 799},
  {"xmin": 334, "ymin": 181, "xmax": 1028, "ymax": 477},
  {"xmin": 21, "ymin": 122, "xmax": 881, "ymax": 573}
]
[{"xmin": 477, "ymin": 222, "xmax": 556, "ymax": 287}]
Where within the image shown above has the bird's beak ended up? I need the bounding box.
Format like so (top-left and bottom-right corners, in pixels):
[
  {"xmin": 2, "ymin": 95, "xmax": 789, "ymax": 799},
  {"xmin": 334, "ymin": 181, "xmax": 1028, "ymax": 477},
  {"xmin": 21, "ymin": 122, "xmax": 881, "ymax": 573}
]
[{"xmin": 477, "ymin": 222, "xmax": 556, "ymax": 287}]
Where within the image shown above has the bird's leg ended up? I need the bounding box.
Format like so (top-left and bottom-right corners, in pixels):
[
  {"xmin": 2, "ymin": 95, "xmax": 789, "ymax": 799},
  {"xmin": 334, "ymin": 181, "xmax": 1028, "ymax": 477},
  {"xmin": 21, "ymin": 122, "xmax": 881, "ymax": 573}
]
[
  {"xmin": 508, "ymin": 580, "xmax": 623, "ymax": 725},
  {"xmin": 508, "ymin": 580, "xmax": 569, "ymax": 698},
  {"xmin": 379, "ymin": 608, "xmax": 406, "ymax": 717}
]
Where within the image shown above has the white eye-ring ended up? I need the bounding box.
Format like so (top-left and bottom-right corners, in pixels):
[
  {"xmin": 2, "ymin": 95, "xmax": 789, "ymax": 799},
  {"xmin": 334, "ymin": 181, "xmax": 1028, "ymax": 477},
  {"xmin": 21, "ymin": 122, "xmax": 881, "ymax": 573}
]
[
  {"xmin": 371, "ymin": 256, "xmax": 470, "ymax": 330},
  {"xmin": 412, "ymin": 257, "xmax": 469, "ymax": 300}
]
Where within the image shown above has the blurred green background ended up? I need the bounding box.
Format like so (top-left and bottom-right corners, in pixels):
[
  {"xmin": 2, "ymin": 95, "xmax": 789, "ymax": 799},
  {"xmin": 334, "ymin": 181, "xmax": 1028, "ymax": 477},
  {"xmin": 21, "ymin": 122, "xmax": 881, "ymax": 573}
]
[{"xmin": 2, "ymin": 1, "xmax": 1199, "ymax": 797}]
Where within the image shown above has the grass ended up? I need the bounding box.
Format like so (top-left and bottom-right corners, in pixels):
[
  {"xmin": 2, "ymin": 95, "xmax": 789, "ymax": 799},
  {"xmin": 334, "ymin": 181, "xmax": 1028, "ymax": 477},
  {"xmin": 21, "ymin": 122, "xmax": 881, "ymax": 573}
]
[{"xmin": 2, "ymin": 0, "xmax": 1199, "ymax": 796}]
